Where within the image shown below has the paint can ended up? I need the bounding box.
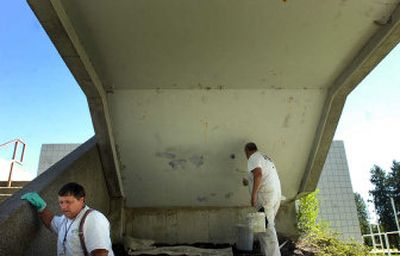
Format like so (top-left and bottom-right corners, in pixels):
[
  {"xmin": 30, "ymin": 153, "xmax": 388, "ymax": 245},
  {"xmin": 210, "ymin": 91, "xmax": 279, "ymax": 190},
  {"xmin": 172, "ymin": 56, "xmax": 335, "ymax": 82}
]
[
  {"xmin": 235, "ymin": 224, "xmax": 253, "ymax": 251},
  {"xmin": 246, "ymin": 212, "xmax": 266, "ymax": 233}
]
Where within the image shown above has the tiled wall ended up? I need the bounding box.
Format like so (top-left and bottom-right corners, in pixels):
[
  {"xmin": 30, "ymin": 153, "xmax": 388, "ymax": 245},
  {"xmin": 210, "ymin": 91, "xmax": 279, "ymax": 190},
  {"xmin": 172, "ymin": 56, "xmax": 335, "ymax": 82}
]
[
  {"xmin": 317, "ymin": 140, "xmax": 362, "ymax": 242},
  {"xmin": 37, "ymin": 144, "xmax": 80, "ymax": 174}
]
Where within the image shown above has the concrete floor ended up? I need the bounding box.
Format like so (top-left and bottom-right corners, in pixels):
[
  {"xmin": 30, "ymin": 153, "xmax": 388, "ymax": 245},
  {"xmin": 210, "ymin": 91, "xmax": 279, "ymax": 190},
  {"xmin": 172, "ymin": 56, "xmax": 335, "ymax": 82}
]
[{"xmin": 111, "ymin": 241, "xmax": 290, "ymax": 256}]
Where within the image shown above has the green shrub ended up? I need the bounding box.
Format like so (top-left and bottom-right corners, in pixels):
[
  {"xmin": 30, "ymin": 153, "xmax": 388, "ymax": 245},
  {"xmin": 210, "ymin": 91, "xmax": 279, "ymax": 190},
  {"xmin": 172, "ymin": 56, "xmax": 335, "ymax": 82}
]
[
  {"xmin": 297, "ymin": 189, "xmax": 320, "ymax": 233},
  {"xmin": 297, "ymin": 190, "xmax": 372, "ymax": 255},
  {"xmin": 299, "ymin": 228, "xmax": 371, "ymax": 256}
]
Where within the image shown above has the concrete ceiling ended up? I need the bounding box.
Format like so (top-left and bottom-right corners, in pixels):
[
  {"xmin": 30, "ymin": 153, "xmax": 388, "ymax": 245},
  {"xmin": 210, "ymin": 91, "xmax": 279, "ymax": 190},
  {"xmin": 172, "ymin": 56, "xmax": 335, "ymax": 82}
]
[
  {"xmin": 49, "ymin": 0, "xmax": 397, "ymax": 90},
  {"xmin": 27, "ymin": 0, "xmax": 400, "ymax": 204}
]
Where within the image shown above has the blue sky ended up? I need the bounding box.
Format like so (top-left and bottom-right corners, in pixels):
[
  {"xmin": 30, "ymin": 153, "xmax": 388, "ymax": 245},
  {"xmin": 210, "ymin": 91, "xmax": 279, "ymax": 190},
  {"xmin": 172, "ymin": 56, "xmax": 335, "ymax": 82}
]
[
  {"xmin": 334, "ymin": 44, "xmax": 400, "ymax": 214},
  {"xmin": 0, "ymin": 0, "xmax": 94, "ymax": 176},
  {"xmin": 1, "ymin": 0, "xmax": 399, "ymax": 211}
]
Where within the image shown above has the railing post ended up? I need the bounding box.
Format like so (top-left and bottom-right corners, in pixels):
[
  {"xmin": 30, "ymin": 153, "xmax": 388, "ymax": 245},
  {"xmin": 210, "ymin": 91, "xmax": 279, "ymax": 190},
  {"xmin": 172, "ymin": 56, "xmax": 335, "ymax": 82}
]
[
  {"xmin": 7, "ymin": 141, "xmax": 19, "ymax": 187},
  {"xmin": 370, "ymin": 224, "xmax": 377, "ymax": 250},
  {"xmin": 384, "ymin": 233, "xmax": 391, "ymax": 256},
  {"xmin": 377, "ymin": 225, "xmax": 385, "ymax": 256},
  {"xmin": 390, "ymin": 197, "xmax": 400, "ymax": 232},
  {"xmin": 20, "ymin": 143, "xmax": 26, "ymax": 162}
]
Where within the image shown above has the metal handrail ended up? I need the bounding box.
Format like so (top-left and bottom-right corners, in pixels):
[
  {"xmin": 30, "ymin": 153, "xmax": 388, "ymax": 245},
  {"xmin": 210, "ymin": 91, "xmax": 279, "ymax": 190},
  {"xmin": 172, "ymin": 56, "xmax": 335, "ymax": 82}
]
[
  {"xmin": 0, "ymin": 139, "xmax": 26, "ymax": 187},
  {"xmin": 363, "ymin": 229, "xmax": 400, "ymax": 255}
]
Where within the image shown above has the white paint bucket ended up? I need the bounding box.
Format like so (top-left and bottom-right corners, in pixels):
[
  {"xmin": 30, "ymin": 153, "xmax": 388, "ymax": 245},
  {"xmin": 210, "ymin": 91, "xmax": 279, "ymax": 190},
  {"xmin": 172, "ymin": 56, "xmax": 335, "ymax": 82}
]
[
  {"xmin": 235, "ymin": 224, "xmax": 253, "ymax": 251},
  {"xmin": 246, "ymin": 212, "xmax": 266, "ymax": 233}
]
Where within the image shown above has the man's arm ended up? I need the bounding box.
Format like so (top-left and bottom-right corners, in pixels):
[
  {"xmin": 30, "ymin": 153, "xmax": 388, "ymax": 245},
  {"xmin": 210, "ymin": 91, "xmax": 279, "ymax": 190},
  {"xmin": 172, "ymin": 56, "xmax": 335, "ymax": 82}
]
[
  {"xmin": 251, "ymin": 168, "xmax": 262, "ymax": 207},
  {"xmin": 38, "ymin": 208, "xmax": 55, "ymax": 229},
  {"xmin": 91, "ymin": 249, "xmax": 109, "ymax": 256}
]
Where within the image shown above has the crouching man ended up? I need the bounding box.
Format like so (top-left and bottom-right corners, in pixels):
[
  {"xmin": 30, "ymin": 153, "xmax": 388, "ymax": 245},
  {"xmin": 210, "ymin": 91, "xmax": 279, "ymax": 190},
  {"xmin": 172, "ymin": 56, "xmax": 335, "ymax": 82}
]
[{"xmin": 21, "ymin": 182, "xmax": 114, "ymax": 256}]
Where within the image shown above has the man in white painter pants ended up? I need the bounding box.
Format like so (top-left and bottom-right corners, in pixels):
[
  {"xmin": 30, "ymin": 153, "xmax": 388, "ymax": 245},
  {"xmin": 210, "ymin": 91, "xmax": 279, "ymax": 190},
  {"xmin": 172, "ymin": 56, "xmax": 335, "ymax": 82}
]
[{"xmin": 243, "ymin": 142, "xmax": 281, "ymax": 256}]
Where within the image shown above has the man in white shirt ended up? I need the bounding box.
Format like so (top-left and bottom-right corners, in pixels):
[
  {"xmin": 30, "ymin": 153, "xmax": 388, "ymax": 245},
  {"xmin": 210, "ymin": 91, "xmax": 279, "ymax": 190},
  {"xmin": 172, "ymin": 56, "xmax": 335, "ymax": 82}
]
[
  {"xmin": 21, "ymin": 182, "xmax": 114, "ymax": 256},
  {"xmin": 243, "ymin": 142, "xmax": 281, "ymax": 256}
]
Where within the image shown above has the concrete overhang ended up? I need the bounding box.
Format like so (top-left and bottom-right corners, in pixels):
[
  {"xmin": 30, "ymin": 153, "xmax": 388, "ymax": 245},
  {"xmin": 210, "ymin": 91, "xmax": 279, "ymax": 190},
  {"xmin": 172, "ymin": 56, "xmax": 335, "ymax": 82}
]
[{"xmin": 27, "ymin": 0, "xmax": 400, "ymax": 207}]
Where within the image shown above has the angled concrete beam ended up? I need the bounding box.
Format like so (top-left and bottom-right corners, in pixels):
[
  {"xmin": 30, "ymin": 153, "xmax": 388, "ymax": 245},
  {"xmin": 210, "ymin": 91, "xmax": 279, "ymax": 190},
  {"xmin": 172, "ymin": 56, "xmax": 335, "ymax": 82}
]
[
  {"xmin": 27, "ymin": 0, "xmax": 124, "ymax": 198},
  {"xmin": 300, "ymin": 4, "xmax": 400, "ymax": 195}
]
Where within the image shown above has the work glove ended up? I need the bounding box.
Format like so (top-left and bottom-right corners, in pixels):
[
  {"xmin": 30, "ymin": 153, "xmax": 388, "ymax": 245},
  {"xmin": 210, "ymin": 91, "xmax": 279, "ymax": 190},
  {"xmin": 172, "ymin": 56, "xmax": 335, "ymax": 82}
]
[{"xmin": 21, "ymin": 192, "xmax": 47, "ymax": 212}]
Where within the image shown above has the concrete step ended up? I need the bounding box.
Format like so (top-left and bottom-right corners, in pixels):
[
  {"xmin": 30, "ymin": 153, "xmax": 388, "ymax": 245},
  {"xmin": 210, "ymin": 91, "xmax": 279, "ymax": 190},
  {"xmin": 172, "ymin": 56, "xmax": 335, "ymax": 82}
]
[
  {"xmin": 0, "ymin": 181, "xmax": 30, "ymax": 187},
  {"xmin": 0, "ymin": 181, "xmax": 30, "ymax": 204},
  {"xmin": 0, "ymin": 181, "xmax": 30, "ymax": 203},
  {"xmin": 0, "ymin": 187, "xmax": 23, "ymax": 194},
  {"xmin": 0, "ymin": 194, "xmax": 12, "ymax": 203}
]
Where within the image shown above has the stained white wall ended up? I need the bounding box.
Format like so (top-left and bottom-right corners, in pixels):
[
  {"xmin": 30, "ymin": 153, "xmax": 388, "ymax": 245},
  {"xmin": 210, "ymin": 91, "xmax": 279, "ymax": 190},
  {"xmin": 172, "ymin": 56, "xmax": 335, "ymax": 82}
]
[{"xmin": 109, "ymin": 88, "xmax": 326, "ymax": 207}]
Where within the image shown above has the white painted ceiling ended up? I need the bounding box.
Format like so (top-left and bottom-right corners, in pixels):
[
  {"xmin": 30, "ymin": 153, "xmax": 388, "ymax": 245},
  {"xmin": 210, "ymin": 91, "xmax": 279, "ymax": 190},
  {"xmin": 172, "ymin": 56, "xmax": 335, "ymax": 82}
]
[{"xmin": 59, "ymin": 0, "xmax": 397, "ymax": 90}]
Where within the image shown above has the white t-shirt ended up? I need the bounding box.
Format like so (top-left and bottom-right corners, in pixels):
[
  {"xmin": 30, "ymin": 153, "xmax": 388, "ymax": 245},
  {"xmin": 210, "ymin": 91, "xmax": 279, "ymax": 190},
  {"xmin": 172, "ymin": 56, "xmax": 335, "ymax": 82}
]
[
  {"xmin": 247, "ymin": 151, "xmax": 281, "ymax": 208},
  {"xmin": 51, "ymin": 205, "xmax": 114, "ymax": 256}
]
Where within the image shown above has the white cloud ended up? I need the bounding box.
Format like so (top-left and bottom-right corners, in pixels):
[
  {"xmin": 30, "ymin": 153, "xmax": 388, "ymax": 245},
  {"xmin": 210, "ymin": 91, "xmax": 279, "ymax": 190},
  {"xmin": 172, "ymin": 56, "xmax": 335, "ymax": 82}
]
[
  {"xmin": 0, "ymin": 159, "xmax": 34, "ymax": 181},
  {"xmin": 335, "ymin": 109, "xmax": 400, "ymax": 224}
]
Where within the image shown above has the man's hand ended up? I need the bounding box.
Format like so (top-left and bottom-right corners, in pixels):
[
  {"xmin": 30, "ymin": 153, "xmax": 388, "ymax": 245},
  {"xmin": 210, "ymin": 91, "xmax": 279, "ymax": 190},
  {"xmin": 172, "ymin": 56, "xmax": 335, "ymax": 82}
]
[
  {"xmin": 21, "ymin": 192, "xmax": 47, "ymax": 212},
  {"xmin": 22, "ymin": 192, "xmax": 54, "ymax": 229},
  {"xmin": 242, "ymin": 178, "xmax": 249, "ymax": 186}
]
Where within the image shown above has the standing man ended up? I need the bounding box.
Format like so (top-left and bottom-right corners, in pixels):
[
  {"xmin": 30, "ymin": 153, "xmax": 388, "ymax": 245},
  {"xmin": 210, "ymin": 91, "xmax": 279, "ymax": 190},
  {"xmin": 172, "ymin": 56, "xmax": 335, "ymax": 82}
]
[
  {"xmin": 243, "ymin": 142, "xmax": 281, "ymax": 256},
  {"xmin": 21, "ymin": 182, "xmax": 114, "ymax": 256}
]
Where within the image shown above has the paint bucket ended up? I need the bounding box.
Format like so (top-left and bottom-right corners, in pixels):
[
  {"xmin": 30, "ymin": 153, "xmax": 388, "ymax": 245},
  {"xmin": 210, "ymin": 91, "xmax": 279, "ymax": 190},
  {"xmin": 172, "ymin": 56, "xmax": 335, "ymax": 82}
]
[
  {"xmin": 246, "ymin": 212, "xmax": 266, "ymax": 233},
  {"xmin": 235, "ymin": 224, "xmax": 253, "ymax": 251}
]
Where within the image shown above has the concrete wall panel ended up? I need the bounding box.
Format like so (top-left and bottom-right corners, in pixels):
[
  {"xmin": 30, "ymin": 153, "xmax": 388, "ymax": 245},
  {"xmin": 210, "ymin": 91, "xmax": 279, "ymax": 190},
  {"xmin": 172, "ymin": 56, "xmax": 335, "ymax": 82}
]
[
  {"xmin": 125, "ymin": 207, "xmax": 254, "ymax": 244},
  {"xmin": 37, "ymin": 144, "xmax": 80, "ymax": 174},
  {"xmin": 109, "ymin": 89, "xmax": 326, "ymax": 207},
  {"xmin": 125, "ymin": 198, "xmax": 298, "ymax": 244}
]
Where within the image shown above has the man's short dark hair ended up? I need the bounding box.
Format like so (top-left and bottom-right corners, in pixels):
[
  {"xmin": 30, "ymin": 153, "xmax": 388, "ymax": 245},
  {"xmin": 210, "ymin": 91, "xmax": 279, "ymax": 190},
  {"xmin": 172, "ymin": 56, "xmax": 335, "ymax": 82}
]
[
  {"xmin": 245, "ymin": 142, "xmax": 258, "ymax": 152},
  {"xmin": 58, "ymin": 182, "xmax": 85, "ymax": 199}
]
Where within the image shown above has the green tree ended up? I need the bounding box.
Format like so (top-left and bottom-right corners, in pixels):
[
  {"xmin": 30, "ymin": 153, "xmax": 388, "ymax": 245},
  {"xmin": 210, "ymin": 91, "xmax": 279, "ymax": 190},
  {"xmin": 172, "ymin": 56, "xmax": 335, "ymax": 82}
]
[
  {"xmin": 354, "ymin": 192, "xmax": 369, "ymax": 235},
  {"xmin": 369, "ymin": 165, "xmax": 394, "ymax": 232}
]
